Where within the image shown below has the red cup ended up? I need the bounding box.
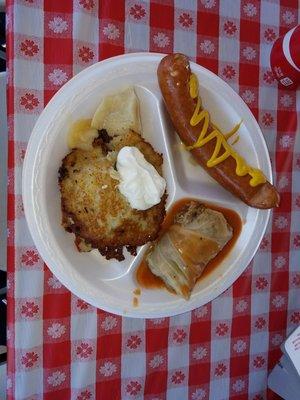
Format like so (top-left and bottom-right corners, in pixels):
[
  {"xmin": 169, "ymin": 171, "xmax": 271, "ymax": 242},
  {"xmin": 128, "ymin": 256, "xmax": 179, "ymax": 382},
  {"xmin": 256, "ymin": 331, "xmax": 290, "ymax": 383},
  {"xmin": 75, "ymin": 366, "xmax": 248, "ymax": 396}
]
[{"xmin": 270, "ymin": 25, "xmax": 300, "ymax": 89}]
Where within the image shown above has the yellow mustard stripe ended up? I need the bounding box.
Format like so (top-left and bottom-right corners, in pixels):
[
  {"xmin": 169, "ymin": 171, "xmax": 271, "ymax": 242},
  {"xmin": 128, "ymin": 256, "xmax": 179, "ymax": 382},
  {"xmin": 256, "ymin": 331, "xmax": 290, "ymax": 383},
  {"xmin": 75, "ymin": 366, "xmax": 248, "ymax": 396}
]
[{"xmin": 187, "ymin": 74, "xmax": 266, "ymax": 187}]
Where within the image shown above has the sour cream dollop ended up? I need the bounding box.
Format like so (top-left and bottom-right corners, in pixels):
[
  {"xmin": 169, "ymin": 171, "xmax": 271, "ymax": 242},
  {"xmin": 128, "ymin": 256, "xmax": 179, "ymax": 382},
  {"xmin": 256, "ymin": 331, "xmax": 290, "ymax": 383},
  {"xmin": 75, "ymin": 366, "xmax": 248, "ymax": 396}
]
[{"xmin": 116, "ymin": 146, "xmax": 166, "ymax": 211}]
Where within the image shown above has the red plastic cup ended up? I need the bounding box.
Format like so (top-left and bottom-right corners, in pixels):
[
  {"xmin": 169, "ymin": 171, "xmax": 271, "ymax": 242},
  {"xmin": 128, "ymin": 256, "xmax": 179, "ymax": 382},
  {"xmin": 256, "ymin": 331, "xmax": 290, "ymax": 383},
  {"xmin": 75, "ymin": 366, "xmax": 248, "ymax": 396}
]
[{"xmin": 270, "ymin": 25, "xmax": 300, "ymax": 89}]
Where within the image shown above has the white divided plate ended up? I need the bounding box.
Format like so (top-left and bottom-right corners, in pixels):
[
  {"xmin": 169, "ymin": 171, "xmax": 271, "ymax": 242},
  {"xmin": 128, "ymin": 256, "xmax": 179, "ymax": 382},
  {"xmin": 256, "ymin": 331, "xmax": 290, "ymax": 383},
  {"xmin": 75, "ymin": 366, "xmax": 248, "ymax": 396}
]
[{"xmin": 23, "ymin": 53, "xmax": 271, "ymax": 318}]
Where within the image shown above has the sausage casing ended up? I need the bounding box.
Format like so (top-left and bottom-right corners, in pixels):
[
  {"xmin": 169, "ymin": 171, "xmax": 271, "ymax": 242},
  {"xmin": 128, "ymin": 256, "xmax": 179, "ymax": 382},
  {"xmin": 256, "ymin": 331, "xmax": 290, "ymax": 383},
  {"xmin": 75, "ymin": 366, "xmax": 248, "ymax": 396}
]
[{"xmin": 157, "ymin": 54, "xmax": 280, "ymax": 209}]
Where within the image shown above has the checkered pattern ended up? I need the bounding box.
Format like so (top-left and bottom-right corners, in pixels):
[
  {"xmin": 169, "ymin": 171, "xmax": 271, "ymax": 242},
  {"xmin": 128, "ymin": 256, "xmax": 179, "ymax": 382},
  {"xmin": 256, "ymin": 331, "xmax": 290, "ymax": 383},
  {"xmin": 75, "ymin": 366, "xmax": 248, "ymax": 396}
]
[{"xmin": 6, "ymin": 0, "xmax": 300, "ymax": 399}]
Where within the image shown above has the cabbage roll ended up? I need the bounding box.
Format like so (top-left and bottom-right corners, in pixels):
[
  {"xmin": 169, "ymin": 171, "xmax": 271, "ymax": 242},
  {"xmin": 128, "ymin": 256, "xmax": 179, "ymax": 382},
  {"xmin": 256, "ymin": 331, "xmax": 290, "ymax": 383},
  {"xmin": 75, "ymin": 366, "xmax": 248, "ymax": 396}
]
[{"xmin": 146, "ymin": 201, "xmax": 233, "ymax": 299}]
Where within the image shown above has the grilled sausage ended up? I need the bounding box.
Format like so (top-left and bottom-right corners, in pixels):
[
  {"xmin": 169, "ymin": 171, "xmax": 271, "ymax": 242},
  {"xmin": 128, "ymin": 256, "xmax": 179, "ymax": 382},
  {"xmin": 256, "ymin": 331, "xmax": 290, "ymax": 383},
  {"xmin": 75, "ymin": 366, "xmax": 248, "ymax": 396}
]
[{"xmin": 157, "ymin": 54, "xmax": 279, "ymax": 209}]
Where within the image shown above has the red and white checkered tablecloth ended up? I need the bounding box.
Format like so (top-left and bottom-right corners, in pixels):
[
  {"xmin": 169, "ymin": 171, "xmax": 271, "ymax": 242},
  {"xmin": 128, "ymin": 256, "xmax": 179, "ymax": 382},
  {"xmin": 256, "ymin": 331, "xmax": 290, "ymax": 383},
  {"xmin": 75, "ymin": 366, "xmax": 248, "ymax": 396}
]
[{"xmin": 6, "ymin": 0, "xmax": 300, "ymax": 399}]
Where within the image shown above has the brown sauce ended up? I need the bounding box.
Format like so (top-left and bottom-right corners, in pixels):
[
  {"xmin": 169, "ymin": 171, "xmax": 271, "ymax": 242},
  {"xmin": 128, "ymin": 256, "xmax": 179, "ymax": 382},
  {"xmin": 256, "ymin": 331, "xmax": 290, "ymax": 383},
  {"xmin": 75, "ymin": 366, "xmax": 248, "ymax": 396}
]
[
  {"xmin": 136, "ymin": 259, "xmax": 165, "ymax": 289},
  {"xmin": 136, "ymin": 198, "xmax": 242, "ymax": 290}
]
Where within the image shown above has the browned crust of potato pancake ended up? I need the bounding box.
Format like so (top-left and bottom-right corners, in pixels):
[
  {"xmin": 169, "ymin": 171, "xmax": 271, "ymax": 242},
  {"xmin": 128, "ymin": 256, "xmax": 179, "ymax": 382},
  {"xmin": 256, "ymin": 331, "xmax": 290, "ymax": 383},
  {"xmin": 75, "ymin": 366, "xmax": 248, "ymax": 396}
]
[{"xmin": 59, "ymin": 130, "xmax": 167, "ymax": 260}]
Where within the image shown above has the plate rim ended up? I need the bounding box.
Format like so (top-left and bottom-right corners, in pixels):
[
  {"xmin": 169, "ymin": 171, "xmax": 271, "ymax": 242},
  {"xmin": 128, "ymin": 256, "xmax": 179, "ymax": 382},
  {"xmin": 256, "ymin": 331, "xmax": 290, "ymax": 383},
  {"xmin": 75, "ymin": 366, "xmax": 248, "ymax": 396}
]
[{"xmin": 22, "ymin": 52, "xmax": 271, "ymax": 317}]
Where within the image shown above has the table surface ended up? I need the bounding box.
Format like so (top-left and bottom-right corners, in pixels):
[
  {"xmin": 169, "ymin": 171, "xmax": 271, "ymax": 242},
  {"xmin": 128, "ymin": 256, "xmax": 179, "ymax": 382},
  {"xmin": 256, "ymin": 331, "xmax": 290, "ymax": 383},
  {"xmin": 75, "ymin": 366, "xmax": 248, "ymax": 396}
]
[{"xmin": 6, "ymin": 1, "xmax": 300, "ymax": 399}]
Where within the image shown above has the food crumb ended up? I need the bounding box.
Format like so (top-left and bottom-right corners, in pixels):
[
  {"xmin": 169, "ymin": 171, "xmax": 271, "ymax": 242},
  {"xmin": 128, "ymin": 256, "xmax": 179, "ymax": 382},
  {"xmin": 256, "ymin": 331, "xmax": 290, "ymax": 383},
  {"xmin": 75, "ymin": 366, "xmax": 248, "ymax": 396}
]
[
  {"xmin": 188, "ymin": 154, "xmax": 198, "ymax": 166},
  {"xmin": 177, "ymin": 142, "xmax": 185, "ymax": 150},
  {"xmin": 101, "ymin": 185, "xmax": 108, "ymax": 189},
  {"xmin": 133, "ymin": 297, "xmax": 139, "ymax": 307},
  {"xmin": 133, "ymin": 288, "xmax": 141, "ymax": 296}
]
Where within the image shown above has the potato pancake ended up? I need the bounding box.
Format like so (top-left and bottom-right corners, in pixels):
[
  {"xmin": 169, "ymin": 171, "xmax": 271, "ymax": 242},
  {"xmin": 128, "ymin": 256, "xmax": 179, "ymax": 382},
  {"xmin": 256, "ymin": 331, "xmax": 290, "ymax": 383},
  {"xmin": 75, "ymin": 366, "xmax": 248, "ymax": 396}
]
[{"xmin": 59, "ymin": 129, "xmax": 166, "ymax": 261}]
